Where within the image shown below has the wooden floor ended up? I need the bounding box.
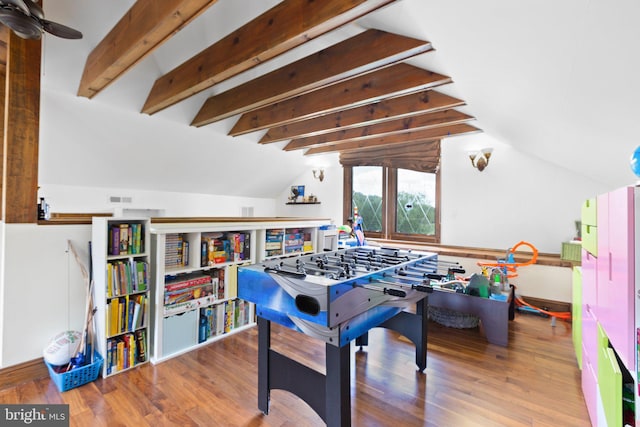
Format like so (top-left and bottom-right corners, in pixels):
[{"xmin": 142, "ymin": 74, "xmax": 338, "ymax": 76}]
[{"xmin": 0, "ymin": 313, "xmax": 590, "ymax": 426}]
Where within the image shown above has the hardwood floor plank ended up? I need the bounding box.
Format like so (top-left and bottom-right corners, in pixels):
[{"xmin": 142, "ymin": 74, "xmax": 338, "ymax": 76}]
[{"xmin": 0, "ymin": 313, "xmax": 589, "ymax": 426}]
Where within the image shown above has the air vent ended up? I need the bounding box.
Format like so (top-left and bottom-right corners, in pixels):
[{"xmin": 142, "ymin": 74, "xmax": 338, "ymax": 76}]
[{"xmin": 109, "ymin": 196, "xmax": 133, "ymax": 204}]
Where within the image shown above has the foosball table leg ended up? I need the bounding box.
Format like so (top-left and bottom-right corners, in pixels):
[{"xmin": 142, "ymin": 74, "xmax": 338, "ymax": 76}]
[
  {"xmin": 256, "ymin": 315, "xmax": 352, "ymax": 426},
  {"xmin": 258, "ymin": 316, "xmax": 271, "ymax": 415},
  {"xmin": 377, "ymin": 298, "xmax": 429, "ymax": 372},
  {"xmin": 355, "ymin": 332, "xmax": 368, "ymax": 351},
  {"xmin": 325, "ymin": 342, "xmax": 351, "ymax": 427}
]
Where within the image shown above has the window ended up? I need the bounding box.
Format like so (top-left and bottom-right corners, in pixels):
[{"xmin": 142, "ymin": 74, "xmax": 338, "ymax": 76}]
[
  {"xmin": 352, "ymin": 166, "xmax": 383, "ymax": 232},
  {"xmin": 395, "ymin": 168, "xmax": 437, "ymax": 236},
  {"xmin": 345, "ymin": 166, "xmax": 440, "ymax": 243}
]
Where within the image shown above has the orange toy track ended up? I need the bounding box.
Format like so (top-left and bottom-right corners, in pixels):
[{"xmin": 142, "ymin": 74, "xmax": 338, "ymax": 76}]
[
  {"xmin": 477, "ymin": 240, "xmax": 539, "ymax": 278},
  {"xmin": 514, "ymin": 295, "xmax": 571, "ymax": 321}
]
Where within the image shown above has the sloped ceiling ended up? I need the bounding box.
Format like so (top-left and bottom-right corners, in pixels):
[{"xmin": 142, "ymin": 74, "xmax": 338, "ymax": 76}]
[{"xmin": 39, "ymin": 0, "xmax": 640, "ymax": 195}]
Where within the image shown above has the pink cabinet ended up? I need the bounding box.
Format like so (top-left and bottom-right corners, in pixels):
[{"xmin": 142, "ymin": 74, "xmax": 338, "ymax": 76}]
[{"xmin": 596, "ymin": 187, "xmax": 635, "ymax": 373}]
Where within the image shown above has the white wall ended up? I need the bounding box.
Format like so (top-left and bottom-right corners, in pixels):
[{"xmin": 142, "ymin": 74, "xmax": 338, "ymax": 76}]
[
  {"xmin": 39, "ymin": 184, "xmax": 277, "ymax": 218},
  {"xmin": 441, "ymin": 133, "xmax": 610, "ymax": 253},
  {"xmin": 276, "ymin": 163, "xmax": 344, "ymax": 225},
  {"xmin": 1, "ymin": 224, "xmax": 90, "ymax": 367}
]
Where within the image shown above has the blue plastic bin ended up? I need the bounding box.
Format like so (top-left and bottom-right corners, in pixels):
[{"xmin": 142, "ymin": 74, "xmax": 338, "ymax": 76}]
[{"xmin": 46, "ymin": 353, "xmax": 103, "ymax": 392}]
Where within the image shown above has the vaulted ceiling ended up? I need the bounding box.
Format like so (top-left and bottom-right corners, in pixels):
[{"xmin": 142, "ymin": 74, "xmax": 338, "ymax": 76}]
[
  {"xmin": 74, "ymin": 0, "xmax": 480, "ymax": 159},
  {"xmin": 32, "ymin": 0, "xmax": 640, "ymax": 196}
]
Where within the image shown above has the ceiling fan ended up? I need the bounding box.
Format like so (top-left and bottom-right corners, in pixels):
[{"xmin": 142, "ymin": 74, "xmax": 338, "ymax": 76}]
[{"xmin": 0, "ymin": 0, "xmax": 82, "ymax": 39}]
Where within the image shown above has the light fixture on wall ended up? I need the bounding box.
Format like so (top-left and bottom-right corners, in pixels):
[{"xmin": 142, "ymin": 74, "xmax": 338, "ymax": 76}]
[
  {"xmin": 312, "ymin": 169, "xmax": 325, "ymax": 182},
  {"xmin": 468, "ymin": 148, "xmax": 493, "ymax": 172}
]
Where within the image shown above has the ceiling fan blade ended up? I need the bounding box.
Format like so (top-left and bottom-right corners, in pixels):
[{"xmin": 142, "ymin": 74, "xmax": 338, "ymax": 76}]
[
  {"xmin": 22, "ymin": 0, "xmax": 42, "ymax": 19},
  {"xmin": 0, "ymin": 9, "xmax": 41, "ymax": 39},
  {"xmin": 2, "ymin": 0, "xmax": 31, "ymax": 15},
  {"xmin": 41, "ymin": 19, "xmax": 82, "ymax": 39}
]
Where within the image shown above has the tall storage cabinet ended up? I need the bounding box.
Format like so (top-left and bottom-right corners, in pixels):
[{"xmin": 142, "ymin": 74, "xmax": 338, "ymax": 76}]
[
  {"xmin": 92, "ymin": 217, "xmax": 151, "ymax": 377},
  {"xmin": 597, "ymin": 187, "xmax": 635, "ymax": 373},
  {"xmin": 577, "ymin": 188, "xmax": 637, "ymax": 426}
]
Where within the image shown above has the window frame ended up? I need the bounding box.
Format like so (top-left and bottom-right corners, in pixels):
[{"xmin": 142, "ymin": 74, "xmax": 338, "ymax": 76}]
[{"xmin": 343, "ymin": 165, "xmax": 441, "ymax": 244}]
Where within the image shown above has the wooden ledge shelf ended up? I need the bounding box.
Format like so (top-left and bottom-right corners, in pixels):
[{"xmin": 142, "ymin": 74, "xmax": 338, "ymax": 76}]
[
  {"xmin": 368, "ymin": 238, "xmax": 571, "ymax": 268},
  {"xmin": 286, "ymin": 202, "xmax": 321, "ymax": 205}
]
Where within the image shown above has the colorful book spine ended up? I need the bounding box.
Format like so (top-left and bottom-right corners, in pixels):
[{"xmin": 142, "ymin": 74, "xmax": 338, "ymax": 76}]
[{"xmin": 164, "ymin": 275, "xmax": 212, "ymax": 292}]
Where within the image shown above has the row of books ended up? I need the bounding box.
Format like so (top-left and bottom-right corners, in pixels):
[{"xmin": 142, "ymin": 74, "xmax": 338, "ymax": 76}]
[
  {"xmin": 105, "ymin": 330, "xmax": 147, "ymax": 375},
  {"xmin": 198, "ymin": 299, "xmax": 252, "ymax": 343},
  {"xmin": 284, "ymin": 230, "xmax": 313, "ymax": 254},
  {"xmin": 265, "ymin": 229, "xmax": 284, "ymax": 257},
  {"xmin": 165, "ymin": 233, "xmax": 189, "ymax": 269},
  {"xmin": 107, "ymin": 294, "xmax": 146, "ymax": 337},
  {"xmin": 165, "ymin": 277, "xmax": 216, "ymax": 306},
  {"xmin": 106, "ymin": 260, "xmax": 148, "ymax": 297},
  {"xmin": 201, "ymin": 232, "xmax": 251, "ymax": 266},
  {"xmin": 109, "ymin": 223, "xmax": 144, "ymax": 256}
]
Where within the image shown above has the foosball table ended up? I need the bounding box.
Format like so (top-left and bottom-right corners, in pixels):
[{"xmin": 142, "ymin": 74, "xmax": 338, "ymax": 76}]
[{"xmin": 238, "ymin": 246, "xmax": 441, "ymax": 427}]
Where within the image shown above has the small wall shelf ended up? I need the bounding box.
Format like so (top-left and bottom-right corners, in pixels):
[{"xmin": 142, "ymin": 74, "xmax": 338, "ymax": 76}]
[{"xmin": 286, "ymin": 202, "xmax": 321, "ymax": 205}]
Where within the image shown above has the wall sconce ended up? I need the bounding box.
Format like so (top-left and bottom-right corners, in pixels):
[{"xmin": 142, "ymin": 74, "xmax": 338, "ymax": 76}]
[
  {"xmin": 468, "ymin": 148, "xmax": 493, "ymax": 172},
  {"xmin": 312, "ymin": 169, "xmax": 325, "ymax": 182}
]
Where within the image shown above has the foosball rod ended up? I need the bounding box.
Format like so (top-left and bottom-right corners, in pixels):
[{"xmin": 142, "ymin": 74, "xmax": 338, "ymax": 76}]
[
  {"xmin": 368, "ymin": 276, "xmax": 433, "ymax": 293},
  {"xmin": 352, "ymin": 282, "xmax": 407, "ymax": 298}
]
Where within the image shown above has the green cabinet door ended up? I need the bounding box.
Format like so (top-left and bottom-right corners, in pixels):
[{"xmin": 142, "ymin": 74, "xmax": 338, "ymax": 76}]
[
  {"xmin": 572, "ymin": 266, "xmax": 582, "ymax": 369},
  {"xmin": 597, "ymin": 324, "xmax": 622, "ymax": 427},
  {"xmin": 581, "ymin": 198, "xmax": 597, "ymax": 256}
]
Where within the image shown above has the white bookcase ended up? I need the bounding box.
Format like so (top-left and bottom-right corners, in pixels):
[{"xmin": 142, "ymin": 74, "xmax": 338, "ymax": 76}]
[
  {"xmin": 149, "ymin": 219, "xmax": 328, "ymax": 363},
  {"xmin": 91, "ymin": 217, "xmax": 151, "ymax": 377}
]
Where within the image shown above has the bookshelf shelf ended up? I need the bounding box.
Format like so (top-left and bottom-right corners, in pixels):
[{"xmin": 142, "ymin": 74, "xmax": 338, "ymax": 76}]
[{"xmin": 92, "ymin": 217, "xmax": 151, "ymax": 377}]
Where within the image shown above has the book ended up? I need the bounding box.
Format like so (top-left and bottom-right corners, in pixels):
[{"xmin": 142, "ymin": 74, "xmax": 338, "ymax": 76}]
[
  {"xmin": 116, "ymin": 340, "xmax": 125, "ymax": 371},
  {"xmin": 127, "ymin": 298, "xmax": 135, "ymax": 331},
  {"xmin": 131, "ymin": 300, "xmax": 141, "ymax": 330},
  {"xmin": 106, "ymin": 340, "xmax": 113, "ymax": 375},
  {"xmin": 106, "ymin": 263, "xmax": 113, "ymax": 297},
  {"xmin": 198, "ymin": 309, "xmax": 209, "ymax": 343},
  {"xmin": 135, "ymin": 329, "xmax": 146, "ymax": 362},
  {"xmin": 216, "ymin": 304, "xmax": 224, "ymax": 335},
  {"xmin": 110, "ymin": 225, "xmax": 120, "ymax": 256},
  {"xmin": 243, "ymin": 301, "xmax": 251, "ymax": 325},
  {"xmin": 216, "ymin": 272, "xmax": 225, "ymax": 300},
  {"xmin": 224, "ymin": 302, "xmax": 233, "ymax": 333},
  {"xmin": 164, "ymin": 275, "xmax": 211, "ymax": 292},
  {"xmin": 226, "ymin": 265, "xmax": 238, "ymax": 299},
  {"xmin": 127, "ymin": 333, "xmax": 135, "ymax": 368},
  {"xmin": 234, "ymin": 299, "xmax": 242, "ymax": 327},
  {"xmin": 119, "ymin": 224, "xmax": 129, "ymax": 254},
  {"xmin": 136, "ymin": 295, "xmax": 146, "ymax": 328},
  {"xmin": 135, "ymin": 261, "xmax": 147, "ymax": 291},
  {"xmin": 108, "ymin": 298, "xmax": 119, "ymax": 336}
]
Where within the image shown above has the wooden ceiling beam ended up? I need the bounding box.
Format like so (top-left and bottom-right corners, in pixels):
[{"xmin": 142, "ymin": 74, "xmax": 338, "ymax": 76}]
[
  {"xmin": 77, "ymin": 0, "xmax": 220, "ymax": 99},
  {"xmin": 142, "ymin": 0, "xmax": 397, "ymax": 115},
  {"xmin": 284, "ymin": 109, "xmax": 473, "ymax": 151},
  {"xmin": 304, "ymin": 123, "xmax": 481, "ymax": 155},
  {"xmin": 191, "ymin": 29, "xmax": 432, "ymax": 127},
  {"xmin": 229, "ymin": 64, "xmax": 451, "ymax": 136},
  {"xmin": 259, "ymin": 90, "xmax": 464, "ymax": 144}
]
